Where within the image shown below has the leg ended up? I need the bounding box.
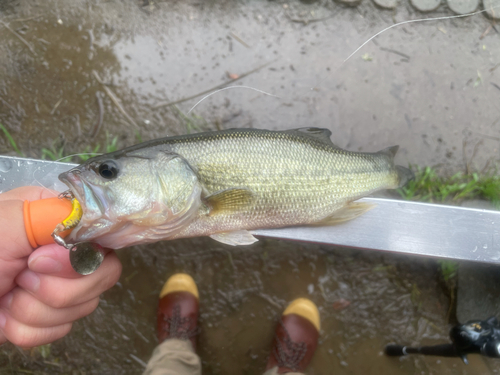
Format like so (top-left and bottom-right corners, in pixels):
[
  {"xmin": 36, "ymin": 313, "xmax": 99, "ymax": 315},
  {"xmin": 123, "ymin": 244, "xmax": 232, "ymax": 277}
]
[
  {"xmin": 263, "ymin": 366, "xmax": 304, "ymax": 375},
  {"xmin": 264, "ymin": 298, "xmax": 320, "ymax": 375},
  {"xmin": 144, "ymin": 338, "xmax": 201, "ymax": 375},
  {"xmin": 143, "ymin": 273, "xmax": 202, "ymax": 375}
]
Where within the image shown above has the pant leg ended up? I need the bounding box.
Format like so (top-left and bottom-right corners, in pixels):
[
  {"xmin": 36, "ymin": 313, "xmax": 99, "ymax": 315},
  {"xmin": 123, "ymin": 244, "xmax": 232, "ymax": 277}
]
[
  {"xmin": 262, "ymin": 366, "xmax": 305, "ymax": 375},
  {"xmin": 143, "ymin": 338, "xmax": 202, "ymax": 375}
]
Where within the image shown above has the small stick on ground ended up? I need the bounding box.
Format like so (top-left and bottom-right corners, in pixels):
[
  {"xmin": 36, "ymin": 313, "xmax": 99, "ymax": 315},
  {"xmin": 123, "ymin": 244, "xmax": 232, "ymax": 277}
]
[
  {"xmin": 229, "ymin": 31, "xmax": 250, "ymax": 48},
  {"xmin": 470, "ymin": 140, "xmax": 484, "ymax": 171},
  {"xmin": 480, "ymin": 24, "xmax": 493, "ymax": 39},
  {"xmin": 92, "ymin": 70, "xmax": 139, "ymax": 129},
  {"xmin": 90, "ymin": 91, "xmax": 104, "ymax": 139},
  {"xmin": 491, "ymin": 82, "xmax": 500, "ymax": 92},
  {"xmin": 463, "ymin": 139, "xmax": 470, "ymax": 175},
  {"xmin": 0, "ymin": 96, "xmax": 16, "ymax": 111},
  {"xmin": 50, "ymin": 97, "xmax": 63, "ymax": 115},
  {"xmin": 10, "ymin": 15, "xmax": 43, "ymax": 23},
  {"xmin": 284, "ymin": 10, "xmax": 335, "ymax": 25},
  {"xmin": 153, "ymin": 60, "xmax": 275, "ymax": 109},
  {"xmin": 380, "ymin": 47, "xmax": 410, "ymax": 60},
  {"xmin": 74, "ymin": 113, "xmax": 82, "ymax": 139},
  {"xmin": 129, "ymin": 354, "xmax": 147, "ymax": 368},
  {"xmin": 0, "ymin": 21, "xmax": 37, "ymax": 55},
  {"xmin": 258, "ymin": 292, "xmax": 283, "ymax": 310}
]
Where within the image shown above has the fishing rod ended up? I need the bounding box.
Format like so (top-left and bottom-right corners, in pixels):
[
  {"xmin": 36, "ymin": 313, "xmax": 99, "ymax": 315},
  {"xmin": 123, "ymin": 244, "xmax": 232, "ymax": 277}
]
[{"xmin": 385, "ymin": 317, "xmax": 500, "ymax": 364}]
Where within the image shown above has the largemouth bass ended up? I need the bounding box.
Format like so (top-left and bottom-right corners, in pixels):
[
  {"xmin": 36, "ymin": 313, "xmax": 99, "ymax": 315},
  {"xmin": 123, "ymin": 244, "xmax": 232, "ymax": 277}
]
[{"xmin": 59, "ymin": 127, "xmax": 413, "ymax": 249}]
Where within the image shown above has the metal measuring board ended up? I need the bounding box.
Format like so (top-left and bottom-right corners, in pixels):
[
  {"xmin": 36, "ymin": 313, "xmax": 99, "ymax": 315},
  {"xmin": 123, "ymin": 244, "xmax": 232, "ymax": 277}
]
[{"xmin": 1, "ymin": 155, "xmax": 499, "ymax": 264}]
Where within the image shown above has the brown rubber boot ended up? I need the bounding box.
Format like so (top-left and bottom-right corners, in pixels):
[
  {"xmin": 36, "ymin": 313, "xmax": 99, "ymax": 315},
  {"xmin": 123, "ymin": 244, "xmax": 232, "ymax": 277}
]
[
  {"xmin": 157, "ymin": 273, "xmax": 200, "ymax": 350},
  {"xmin": 265, "ymin": 298, "xmax": 320, "ymax": 374}
]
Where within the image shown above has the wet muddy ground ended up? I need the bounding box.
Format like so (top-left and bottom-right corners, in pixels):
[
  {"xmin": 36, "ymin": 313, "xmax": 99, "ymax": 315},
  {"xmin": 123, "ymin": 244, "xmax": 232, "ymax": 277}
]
[
  {"xmin": 2, "ymin": 240, "xmax": 498, "ymax": 374},
  {"xmin": 1, "ymin": 0, "xmax": 500, "ymax": 374}
]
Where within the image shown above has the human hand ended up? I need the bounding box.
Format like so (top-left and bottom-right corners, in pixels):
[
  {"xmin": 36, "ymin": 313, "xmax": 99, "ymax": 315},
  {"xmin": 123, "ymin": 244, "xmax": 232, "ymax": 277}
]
[{"xmin": 0, "ymin": 186, "xmax": 122, "ymax": 347}]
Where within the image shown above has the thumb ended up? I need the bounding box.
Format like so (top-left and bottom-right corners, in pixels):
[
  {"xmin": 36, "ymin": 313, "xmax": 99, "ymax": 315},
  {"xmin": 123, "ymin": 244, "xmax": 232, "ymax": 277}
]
[{"xmin": 28, "ymin": 244, "xmax": 82, "ymax": 279}]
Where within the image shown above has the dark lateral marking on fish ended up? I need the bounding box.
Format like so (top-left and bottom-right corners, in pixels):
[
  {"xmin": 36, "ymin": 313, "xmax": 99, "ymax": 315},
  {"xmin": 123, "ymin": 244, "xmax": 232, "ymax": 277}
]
[
  {"xmin": 91, "ymin": 91, "xmax": 104, "ymax": 139},
  {"xmin": 491, "ymin": 82, "xmax": 500, "ymax": 92}
]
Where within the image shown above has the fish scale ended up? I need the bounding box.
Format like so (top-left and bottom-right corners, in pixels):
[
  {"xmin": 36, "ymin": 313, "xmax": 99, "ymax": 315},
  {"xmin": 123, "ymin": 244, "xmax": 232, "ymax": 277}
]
[
  {"xmin": 59, "ymin": 128, "xmax": 412, "ymax": 248},
  {"xmin": 163, "ymin": 129, "xmax": 404, "ymax": 238}
]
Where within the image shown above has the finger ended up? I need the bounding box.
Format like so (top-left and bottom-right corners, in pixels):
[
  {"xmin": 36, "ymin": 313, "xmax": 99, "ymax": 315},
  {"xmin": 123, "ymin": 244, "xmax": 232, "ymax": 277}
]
[
  {"xmin": 0, "ymin": 200, "xmax": 32, "ymax": 258},
  {"xmin": 28, "ymin": 244, "xmax": 85, "ymax": 279},
  {"xmin": 0, "ymin": 186, "xmax": 59, "ymax": 202},
  {"xmin": 0, "ymin": 288, "xmax": 99, "ymax": 328},
  {"xmin": 0, "ymin": 309, "xmax": 72, "ymax": 348},
  {"xmin": 0, "ymin": 200, "xmax": 32, "ymax": 297},
  {"xmin": 16, "ymin": 251, "xmax": 122, "ymax": 309}
]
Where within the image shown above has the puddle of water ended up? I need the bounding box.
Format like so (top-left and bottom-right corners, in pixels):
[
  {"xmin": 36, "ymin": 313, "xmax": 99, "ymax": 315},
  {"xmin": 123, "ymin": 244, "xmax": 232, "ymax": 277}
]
[
  {"xmin": 0, "ymin": 0, "xmax": 499, "ymax": 374},
  {"xmin": 0, "ymin": 239, "xmax": 469, "ymax": 374}
]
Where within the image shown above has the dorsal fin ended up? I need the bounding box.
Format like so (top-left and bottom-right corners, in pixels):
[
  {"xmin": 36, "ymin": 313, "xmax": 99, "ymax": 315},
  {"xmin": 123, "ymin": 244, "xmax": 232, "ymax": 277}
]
[
  {"xmin": 379, "ymin": 145, "xmax": 399, "ymax": 158},
  {"xmin": 284, "ymin": 127, "xmax": 338, "ymax": 147}
]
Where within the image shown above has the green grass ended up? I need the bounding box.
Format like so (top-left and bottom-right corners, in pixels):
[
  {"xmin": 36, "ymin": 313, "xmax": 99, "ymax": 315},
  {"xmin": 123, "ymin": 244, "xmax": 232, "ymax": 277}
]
[
  {"xmin": 398, "ymin": 166, "xmax": 500, "ymax": 209},
  {"xmin": 78, "ymin": 133, "xmax": 118, "ymax": 162},
  {"xmin": 398, "ymin": 165, "xmax": 499, "ymax": 290},
  {"xmin": 41, "ymin": 143, "xmax": 70, "ymax": 162},
  {"xmin": 0, "ymin": 123, "xmax": 24, "ymax": 156},
  {"xmin": 173, "ymin": 106, "xmax": 208, "ymax": 134},
  {"xmin": 39, "ymin": 133, "xmax": 119, "ymax": 163},
  {"xmin": 438, "ymin": 259, "xmax": 458, "ymax": 321},
  {"xmin": 77, "ymin": 143, "xmax": 101, "ymax": 162},
  {"xmin": 438, "ymin": 260, "xmax": 459, "ymax": 282}
]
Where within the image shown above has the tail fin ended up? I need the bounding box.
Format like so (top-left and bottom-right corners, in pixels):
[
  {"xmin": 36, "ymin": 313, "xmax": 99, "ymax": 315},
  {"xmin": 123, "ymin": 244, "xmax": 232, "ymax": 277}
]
[
  {"xmin": 396, "ymin": 166, "xmax": 414, "ymax": 188},
  {"xmin": 378, "ymin": 146, "xmax": 414, "ymax": 188}
]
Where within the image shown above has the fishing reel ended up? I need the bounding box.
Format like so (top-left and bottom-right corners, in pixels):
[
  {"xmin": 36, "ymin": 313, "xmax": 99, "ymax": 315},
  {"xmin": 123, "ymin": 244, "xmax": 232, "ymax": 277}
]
[
  {"xmin": 451, "ymin": 317, "xmax": 500, "ymax": 361},
  {"xmin": 385, "ymin": 317, "xmax": 500, "ymax": 364}
]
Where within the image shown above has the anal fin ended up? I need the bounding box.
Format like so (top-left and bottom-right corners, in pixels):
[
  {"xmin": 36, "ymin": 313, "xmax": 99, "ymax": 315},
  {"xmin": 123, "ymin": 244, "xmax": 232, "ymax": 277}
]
[
  {"xmin": 210, "ymin": 230, "xmax": 259, "ymax": 246},
  {"xmin": 313, "ymin": 202, "xmax": 375, "ymax": 226}
]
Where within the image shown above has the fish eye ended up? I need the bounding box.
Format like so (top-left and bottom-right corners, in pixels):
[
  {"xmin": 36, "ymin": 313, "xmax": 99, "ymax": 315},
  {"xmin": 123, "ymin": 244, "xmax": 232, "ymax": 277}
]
[{"xmin": 98, "ymin": 161, "xmax": 119, "ymax": 180}]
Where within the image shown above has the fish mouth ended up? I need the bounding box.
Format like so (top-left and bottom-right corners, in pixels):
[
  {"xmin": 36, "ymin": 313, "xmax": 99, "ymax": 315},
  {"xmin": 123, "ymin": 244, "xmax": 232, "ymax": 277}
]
[{"xmin": 59, "ymin": 170, "xmax": 103, "ymax": 221}]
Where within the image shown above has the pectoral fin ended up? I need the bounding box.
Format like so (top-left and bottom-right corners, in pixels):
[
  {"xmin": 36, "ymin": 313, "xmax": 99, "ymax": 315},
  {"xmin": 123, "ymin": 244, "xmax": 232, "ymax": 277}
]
[
  {"xmin": 210, "ymin": 230, "xmax": 259, "ymax": 246},
  {"xmin": 204, "ymin": 188, "xmax": 254, "ymax": 216},
  {"xmin": 313, "ymin": 202, "xmax": 375, "ymax": 226}
]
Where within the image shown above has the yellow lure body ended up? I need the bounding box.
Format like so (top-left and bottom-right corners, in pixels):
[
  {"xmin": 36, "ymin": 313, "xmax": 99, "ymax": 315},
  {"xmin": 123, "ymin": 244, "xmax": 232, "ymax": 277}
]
[{"xmin": 62, "ymin": 198, "xmax": 83, "ymax": 230}]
